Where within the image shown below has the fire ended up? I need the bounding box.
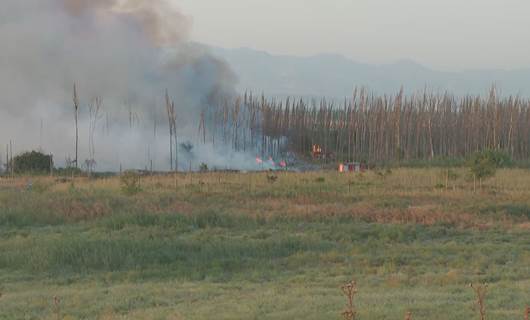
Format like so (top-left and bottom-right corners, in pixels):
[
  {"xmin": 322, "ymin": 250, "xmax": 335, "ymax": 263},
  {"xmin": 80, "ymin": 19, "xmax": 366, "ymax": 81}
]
[
  {"xmin": 255, "ymin": 156, "xmax": 287, "ymax": 169},
  {"xmin": 312, "ymin": 144, "xmax": 323, "ymax": 158}
]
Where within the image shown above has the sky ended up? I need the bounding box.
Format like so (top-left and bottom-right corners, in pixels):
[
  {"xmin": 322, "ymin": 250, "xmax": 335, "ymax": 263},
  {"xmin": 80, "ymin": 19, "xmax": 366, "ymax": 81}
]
[{"xmin": 175, "ymin": 0, "xmax": 530, "ymax": 72}]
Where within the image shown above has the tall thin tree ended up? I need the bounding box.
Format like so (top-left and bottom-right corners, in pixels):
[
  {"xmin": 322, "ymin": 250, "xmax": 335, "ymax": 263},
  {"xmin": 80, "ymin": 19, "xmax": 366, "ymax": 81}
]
[
  {"xmin": 73, "ymin": 83, "xmax": 80, "ymax": 169},
  {"xmin": 165, "ymin": 91, "xmax": 177, "ymax": 171}
]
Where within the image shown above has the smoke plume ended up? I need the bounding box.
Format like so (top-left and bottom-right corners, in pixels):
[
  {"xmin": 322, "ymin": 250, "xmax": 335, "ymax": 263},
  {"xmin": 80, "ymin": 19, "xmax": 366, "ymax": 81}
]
[
  {"xmin": 0, "ymin": 0, "xmax": 261, "ymax": 172},
  {"xmin": 62, "ymin": 0, "xmax": 191, "ymax": 46}
]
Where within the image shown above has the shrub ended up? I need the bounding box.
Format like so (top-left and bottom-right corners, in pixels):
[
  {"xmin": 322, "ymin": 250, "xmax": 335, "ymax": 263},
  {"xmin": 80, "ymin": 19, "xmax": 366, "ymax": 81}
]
[
  {"xmin": 199, "ymin": 163, "xmax": 209, "ymax": 172},
  {"xmin": 468, "ymin": 149, "xmax": 511, "ymax": 181},
  {"xmin": 120, "ymin": 170, "xmax": 142, "ymax": 195},
  {"xmin": 481, "ymin": 149, "xmax": 512, "ymax": 168},
  {"xmin": 12, "ymin": 151, "xmax": 53, "ymax": 174}
]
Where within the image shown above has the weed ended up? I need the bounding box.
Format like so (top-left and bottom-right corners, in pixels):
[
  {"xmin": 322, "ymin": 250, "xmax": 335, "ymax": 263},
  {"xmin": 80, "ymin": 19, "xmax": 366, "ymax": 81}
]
[
  {"xmin": 266, "ymin": 173, "xmax": 278, "ymax": 183},
  {"xmin": 341, "ymin": 280, "xmax": 357, "ymax": 320},
  {"xmin": 53, "ymin": 295, "xmax": 61, "ymax": 320},
  {"xmin": 470, "ymin": 283, "xmax": 488, "ymax": 320}
]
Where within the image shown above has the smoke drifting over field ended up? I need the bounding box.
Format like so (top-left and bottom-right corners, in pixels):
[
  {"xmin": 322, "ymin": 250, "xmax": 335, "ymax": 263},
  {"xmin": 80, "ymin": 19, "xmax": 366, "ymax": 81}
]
[{"xmin": 0, "ymin": 0, "xmax": 259, "ymax": 171}]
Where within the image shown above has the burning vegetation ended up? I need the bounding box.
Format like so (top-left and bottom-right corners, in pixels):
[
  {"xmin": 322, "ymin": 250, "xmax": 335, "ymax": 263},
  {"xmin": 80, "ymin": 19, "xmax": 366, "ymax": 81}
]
[{"xmin": 2, "ymin": 2, "xmax": 530, "ymax": 173}]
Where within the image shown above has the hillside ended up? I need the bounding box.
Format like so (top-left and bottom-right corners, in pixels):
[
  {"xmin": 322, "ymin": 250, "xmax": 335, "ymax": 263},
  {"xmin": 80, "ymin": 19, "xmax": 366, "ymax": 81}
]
[{"xmin": 211, "ymin": 46, "xmax": 530, "ymax": 98}]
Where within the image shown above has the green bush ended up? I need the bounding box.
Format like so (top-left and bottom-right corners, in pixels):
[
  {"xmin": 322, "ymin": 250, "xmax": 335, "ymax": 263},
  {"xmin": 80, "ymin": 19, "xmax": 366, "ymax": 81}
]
[
  {"xmin": 480, "ymin": 149, "xmax": 512, "ymax": 167},
  {"xmin": 468, "ymin": 149, "xmax": 512, "ymax": 180},
  {"xmin": 12, "ymin": 151, "xmax": 53, "ymax": 174}
]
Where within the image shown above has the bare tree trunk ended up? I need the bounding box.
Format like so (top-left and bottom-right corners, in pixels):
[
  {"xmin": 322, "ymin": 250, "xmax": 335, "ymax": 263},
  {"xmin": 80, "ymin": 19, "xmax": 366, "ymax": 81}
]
[
  {"xmin": 73, "ymin": 83, "xmax": 79, "ymax": 169},
  {"xmin": 165, "ymin": 91, "xmax": 177, "ymax": 171}
]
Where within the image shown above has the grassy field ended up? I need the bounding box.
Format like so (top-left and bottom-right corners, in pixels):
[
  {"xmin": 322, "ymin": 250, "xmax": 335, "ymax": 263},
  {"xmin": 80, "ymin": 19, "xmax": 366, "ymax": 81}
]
[{"xmin": 0, "ymin": 168, "xmax": 529, "ymax": 319}]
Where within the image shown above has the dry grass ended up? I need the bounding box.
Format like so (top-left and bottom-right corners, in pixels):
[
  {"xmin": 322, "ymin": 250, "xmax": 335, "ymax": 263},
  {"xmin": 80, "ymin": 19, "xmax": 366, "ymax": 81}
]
[
  {"xmin": 2, "ymin": 168, "xmax": 529, "ymax": 229},
  {"xmin": 1, "ymin": 168, "xmax": 529, "ymax": 319}
]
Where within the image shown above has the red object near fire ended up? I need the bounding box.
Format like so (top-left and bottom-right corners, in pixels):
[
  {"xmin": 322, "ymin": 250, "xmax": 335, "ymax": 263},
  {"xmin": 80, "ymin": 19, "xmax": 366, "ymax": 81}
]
[
  {"xmin": 312, "ymin": 144, "xmax": 323, "ymax": 158},
  {"xmin": 338, "ymin": 162, "xmax": 366, "ymax": 173}
]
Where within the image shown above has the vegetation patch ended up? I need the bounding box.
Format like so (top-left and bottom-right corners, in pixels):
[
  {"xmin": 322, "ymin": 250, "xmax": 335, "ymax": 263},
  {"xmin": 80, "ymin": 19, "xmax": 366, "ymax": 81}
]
[{"xmin": 0, "ymin": 169, "xmax": 529, "ymax": 319}]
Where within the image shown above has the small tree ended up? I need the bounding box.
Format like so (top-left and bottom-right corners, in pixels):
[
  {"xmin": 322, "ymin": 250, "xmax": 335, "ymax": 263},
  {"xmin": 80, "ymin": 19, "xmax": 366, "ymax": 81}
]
[
  {"xmin": 468, "ymin": 149, "xmax": 511, "ymax": 189},
  {"xmin": 12, "ymin": 151, "xmax": 53, "ymax": 175},
  {"xmin": 469, "ymin": 156, "xmax": 496, "ymax": 181}
]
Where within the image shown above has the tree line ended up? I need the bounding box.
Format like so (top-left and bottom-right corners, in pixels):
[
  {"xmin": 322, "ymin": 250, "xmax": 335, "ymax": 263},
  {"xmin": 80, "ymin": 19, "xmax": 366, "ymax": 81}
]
[
  {"xmin": 203, "ymin": 87, "xmax": 530, "ymax": 164},
  {"xmin": 4, "ymin": 86, "xmax": 529, "ymax": 174}
]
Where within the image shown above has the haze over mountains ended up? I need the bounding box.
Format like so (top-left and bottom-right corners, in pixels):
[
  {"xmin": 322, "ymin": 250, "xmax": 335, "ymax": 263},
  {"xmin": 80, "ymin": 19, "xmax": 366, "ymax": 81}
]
[{"xmin": 211, "ymin": 46, "xmax": 530, "ymax": 98}]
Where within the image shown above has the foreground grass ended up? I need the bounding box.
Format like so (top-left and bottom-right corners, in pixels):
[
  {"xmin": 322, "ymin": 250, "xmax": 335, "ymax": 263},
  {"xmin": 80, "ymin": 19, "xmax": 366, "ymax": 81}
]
[{"xmin": 0, "ymin": 169, "xmax": 529, "ymax": 319}]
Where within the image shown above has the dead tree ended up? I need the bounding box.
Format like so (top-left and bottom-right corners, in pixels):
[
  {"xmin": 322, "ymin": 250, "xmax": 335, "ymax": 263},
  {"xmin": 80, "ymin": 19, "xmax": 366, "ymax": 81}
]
[
  {"xmin": 165, "ymin": 91, "xmax": 178, "ymax": 171},
  {"xmin": 87, "ymin": 97, "xmax": 102, "ymax": 175},
  {"xmin": 73, "ymin": 83, "xmax": 80, "ymax": 169}
]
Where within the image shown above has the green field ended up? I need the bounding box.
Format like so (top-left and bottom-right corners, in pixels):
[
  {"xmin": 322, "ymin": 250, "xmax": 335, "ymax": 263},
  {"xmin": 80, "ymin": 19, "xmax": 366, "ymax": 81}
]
[{"xmin": 1, "ymin": 169, "xmax": 529, "ymax": 319}]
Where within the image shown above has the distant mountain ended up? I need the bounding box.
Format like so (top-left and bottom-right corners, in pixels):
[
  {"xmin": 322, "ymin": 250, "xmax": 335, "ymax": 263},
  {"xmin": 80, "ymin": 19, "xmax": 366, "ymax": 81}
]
[{"xmin": 210, "ymin": 46, "xmax": 530, "ymax": 98}]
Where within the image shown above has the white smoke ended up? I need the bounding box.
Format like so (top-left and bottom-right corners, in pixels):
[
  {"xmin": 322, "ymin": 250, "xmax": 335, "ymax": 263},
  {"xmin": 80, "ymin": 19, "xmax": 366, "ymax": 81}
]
[{"xmin": 0, "ymin": 0, "xmax": 272, "ymax": 172}]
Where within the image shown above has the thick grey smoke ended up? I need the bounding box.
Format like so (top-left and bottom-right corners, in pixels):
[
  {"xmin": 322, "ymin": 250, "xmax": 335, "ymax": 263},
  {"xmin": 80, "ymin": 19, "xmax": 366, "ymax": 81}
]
[
  {"xmin": 0, "ymin": 0, "xmax": 264, "ymax": 171},
  {"xmin": 62, "ymin": 0, "xmax": 191, "ymax": 46}
]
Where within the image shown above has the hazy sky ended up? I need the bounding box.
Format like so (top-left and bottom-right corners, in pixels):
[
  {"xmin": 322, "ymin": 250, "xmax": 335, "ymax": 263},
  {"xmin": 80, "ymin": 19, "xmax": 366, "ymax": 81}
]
[{"xmin": 175, "ymin": 0, "xmax": 530, "ymax": 71}]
